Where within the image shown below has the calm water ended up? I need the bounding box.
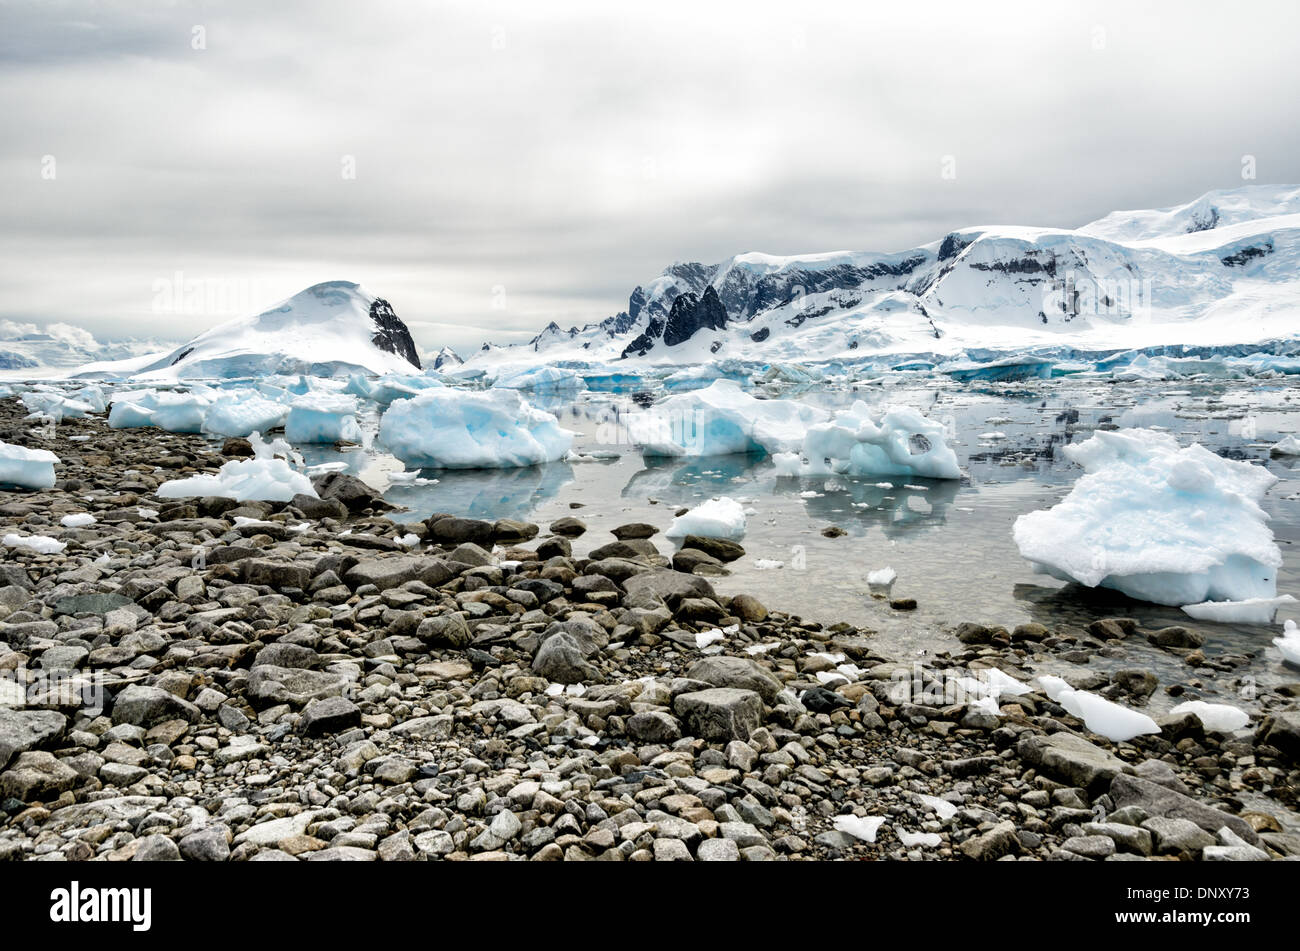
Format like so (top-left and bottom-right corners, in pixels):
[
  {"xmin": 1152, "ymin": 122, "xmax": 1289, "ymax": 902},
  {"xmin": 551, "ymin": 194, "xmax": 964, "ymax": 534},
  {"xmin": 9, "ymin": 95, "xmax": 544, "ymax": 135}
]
[{"xmin": 300, "ymin": 373, "xmax": 1300, "ymax": 711}]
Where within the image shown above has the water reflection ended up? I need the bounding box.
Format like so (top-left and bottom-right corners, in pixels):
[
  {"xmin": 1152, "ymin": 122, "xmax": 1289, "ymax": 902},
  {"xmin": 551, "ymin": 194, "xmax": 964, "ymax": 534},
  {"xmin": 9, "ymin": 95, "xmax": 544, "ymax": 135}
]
[
  {"xmin": 783, "ymin": 475, "xmax": 962, "ymax": 538},
  {"xmin": 384, "ymin": 462, "xmax": 575, "ymax": 521}
]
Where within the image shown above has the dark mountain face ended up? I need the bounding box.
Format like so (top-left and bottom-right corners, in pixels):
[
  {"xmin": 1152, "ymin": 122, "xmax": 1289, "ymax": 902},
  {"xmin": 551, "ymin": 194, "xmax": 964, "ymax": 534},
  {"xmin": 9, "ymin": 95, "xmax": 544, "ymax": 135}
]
[
  {"xmin": 368, "ymin": 298, "xmax": 421, "ymax": 369},
  {"xmin": 620, "ymin": 286, "xmax": 729, "ymax": 358}
]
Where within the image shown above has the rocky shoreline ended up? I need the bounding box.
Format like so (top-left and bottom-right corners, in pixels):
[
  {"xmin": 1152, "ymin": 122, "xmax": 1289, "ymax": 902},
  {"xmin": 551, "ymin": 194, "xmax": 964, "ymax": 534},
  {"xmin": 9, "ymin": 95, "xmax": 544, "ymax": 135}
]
[{"xmin": 0, "ymin": 395, "xmax": 1296, "ymax": 862}]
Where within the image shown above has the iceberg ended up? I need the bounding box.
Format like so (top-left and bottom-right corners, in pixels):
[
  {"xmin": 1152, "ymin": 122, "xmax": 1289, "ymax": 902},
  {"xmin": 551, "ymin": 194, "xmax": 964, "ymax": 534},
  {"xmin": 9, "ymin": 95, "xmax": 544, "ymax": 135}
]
[
  {"xmin": 492, "ymin": 365, "xmax": 583, "ymax": 391},
  {"xmin": 108, "ymin": 389, "xmax": 212, "ymax": 433},
  {"xmin": 662, "ymin": 360, "xmax": 750, "ymax": 392},
  {"xmin": 202, "ymin": 390, "xmax": 290, "ymax": 438},
  {"xmin": 378, "ymin": 388, "xmax": 574, "ymax": 469},
  {"xmin": 284, "ymin": 394, "xmax": 363, "ymax": 444},
  {"xmin": 1271, "ymin": 435, "xmax": 1300, "ymax": 457},
  {"xmin": 21, "ymin": 390, "xmax": 94, "ymax": 422},
  {"xmin": 772, "ymin": 402, "xmax": 961, "ymax": 480},
  {"xmin": 1168, "ymin": 700, "xmax": 1250, "ymax": 733},
  {"xmin": 1013, "ymin": 428, "xmax": 1282, "ymax": 606},
  {"xmin": 627, "ymin": 380, "xmax": 828, "ymax": 458},
  {"xmin": 156, "ymin": 433, "xmax": 317, "ymax": 502},
  {"xmin": 664, "ymin": 496, "xmax": 747, "ymax": 540},
  {"xmin": 0, "ymin": 441, "xmax": 59, "ymax": 489}
]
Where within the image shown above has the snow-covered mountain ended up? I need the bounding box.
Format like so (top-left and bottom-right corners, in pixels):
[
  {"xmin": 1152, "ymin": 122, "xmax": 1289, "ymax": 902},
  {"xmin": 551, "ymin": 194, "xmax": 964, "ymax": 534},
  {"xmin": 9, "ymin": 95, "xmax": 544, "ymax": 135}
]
[
  {"xmin": 0, "ymin": 319, "xmax": 162, "ymax": 373},
  {"xmin": 73, "ymin": 281, "xmax": 424, "ymax": 380},
  {"xmin": 473, "ymin": 184, "xmax": 1300, "ymax": 368}
]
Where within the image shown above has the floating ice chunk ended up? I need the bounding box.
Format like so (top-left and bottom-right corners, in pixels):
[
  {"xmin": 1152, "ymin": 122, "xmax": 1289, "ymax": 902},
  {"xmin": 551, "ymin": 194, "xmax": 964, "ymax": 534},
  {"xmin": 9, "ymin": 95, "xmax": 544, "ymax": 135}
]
[
  {"xmin": 1274, "ymin": 619, "xmax": 1300, "ymax": 665},
  {"xmin": 1270, "ymin": 434, "xmax": 1300, "ymax": 456},
  {"xmin": 203, "ymin": 392, "xmax": 290, "ymax": 438},
  {"xmin": 897, "ymin": 830, "xmax": 942, "ymax": 849},
  {"xmin": 379, "ymin": 388, "xmax": 574, "ymax": 468},
  {"xmin": 754, "ymin": 559, "xmax": 784, "ymax": 570},
  {"xmin": 627, "ymin": 380, "xmax": 828, "ymax": 458},
  {"xmin": 914, "ymin": 794, "xmax": 958, "ymax": 821},
  {"xmin": 108, "ymin": 388, "xmax": 212, "ymax": 432},
  {"xmin": 665, "ymin": 496, "xmax": 747, "ymax": 540},
  {"xmin": 395, "ymin": 533, "xmax": 420, "ymax": 548},
  {"xmin": 1168, "ymin": 700, "xmax": 1250, "ymax": 733},
  {"xmin": 774, "ymin": 401, "xmax": 961, "ymax": 480},
  {"xmin": 968, "ymin": 694, "xmax": 1001, "ymax": 715},
  {"xmin": 4, "ymin": 533, "xmax": 66, "ymax": 554},
  {"xmin": 1181, "ymin": 595, "xmax": 1297, "ymax": 624},
  {"xmin": 284, "ymin": 394, "xmax": 362, "ymax": 444},
  {"xmin": 156, "ymin": 433, "xmax": 316, "ymax": 502},
  {"xmin": 1013, "ymin": 428, "xmax": 1282, "ymax": 606},
  {"xmin": 492, "ymin": 365, "xmax": 583, "ymax": 391},
  {"xmin": 833, "ymin": 814, "xmax": 886, "ymax": 843},
  {"xmin": 1055, "ymin": 688, "xmax": 1160, "ymax": 743},
  {"xmin": 662, "ymin": 359, "xmax": 750, "ymax": 392},
  {"xmin": 346, "ymin": 372, "xmax": 444, "ymax": 406},
  {"xmin": 0, "ymin": 441, "xmax": 58, "ymax": 489},
  {"xmin": 744, "ymin": 642, "xmax": 780, "ymax": 654},
  {"xmin": 979, "ymin": 432, "xmax": 1007, "ymax": 441},
  {"xmin": 59, "ymin": 513, "xmax": 96, "ymax": 528},
  {"xmin": 867, "ymin": 566, "xmax": 897, "ymax": 586}
]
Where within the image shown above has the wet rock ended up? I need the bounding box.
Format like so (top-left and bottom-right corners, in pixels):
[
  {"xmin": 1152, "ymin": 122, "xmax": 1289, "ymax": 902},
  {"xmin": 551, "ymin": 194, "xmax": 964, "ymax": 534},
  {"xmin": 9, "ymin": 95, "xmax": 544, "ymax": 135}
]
[
  {"xmin": 0, "ymin": 751, "xmax": 78, "ymax": 801},
  {"xmin": 1147, "ymin": 626, "xmax": 1205, "ymax": 649},
  {"xmin": 549, "ymin": 517, "xmax": 587, "ymax": 537},
  {"xmin": 427, "ymin": 515, "xmax": 494, "ymax": 547},
  {"xmin": 493, "ymin": 519, "xmax": 539, "ymax": 544},
  {"xmin": 681, "ymin": 535, "xmax": 745, "ymax": 562},
  {"xmin": 312, "ymin": 472, "xmax": 391, "ymax": 512},
  {"xmin": 729, "ymin": 594, "xmax": 768, "ymax": 623}
]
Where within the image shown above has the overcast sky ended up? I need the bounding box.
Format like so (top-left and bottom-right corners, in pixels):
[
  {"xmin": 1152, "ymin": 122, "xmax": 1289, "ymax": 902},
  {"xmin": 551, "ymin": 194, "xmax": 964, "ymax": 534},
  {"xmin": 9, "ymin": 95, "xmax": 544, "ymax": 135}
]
[{"xmin": 3, "ymin": 0, "xmax": 1299, "ymax": 354}]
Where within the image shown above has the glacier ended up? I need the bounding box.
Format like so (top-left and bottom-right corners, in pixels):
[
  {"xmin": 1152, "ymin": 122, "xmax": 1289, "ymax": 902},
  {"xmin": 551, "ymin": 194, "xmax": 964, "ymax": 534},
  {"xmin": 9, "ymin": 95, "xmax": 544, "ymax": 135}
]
[
  {"xmin": 378, "ymin": 388, "xmax": 574, "ymax": 469},
  {"xmin": 1012, "ymin": 428, "xmax": 1282, "ymax": 607}
]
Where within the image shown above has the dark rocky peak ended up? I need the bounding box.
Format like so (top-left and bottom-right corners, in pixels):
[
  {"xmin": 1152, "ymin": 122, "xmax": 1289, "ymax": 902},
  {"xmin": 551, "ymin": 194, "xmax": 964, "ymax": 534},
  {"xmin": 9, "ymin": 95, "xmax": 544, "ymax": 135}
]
[
  {"xmin": 663, "ymin": 285, "xmax": 728, "ymax": 347},
  {"xmin": 368, "ymin": 298, "xmax": 421, "ymax": 369}
]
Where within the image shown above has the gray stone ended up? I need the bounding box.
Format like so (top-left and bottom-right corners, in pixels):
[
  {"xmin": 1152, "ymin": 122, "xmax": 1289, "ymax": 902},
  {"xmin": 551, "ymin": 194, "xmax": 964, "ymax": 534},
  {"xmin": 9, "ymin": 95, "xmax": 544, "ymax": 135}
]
[
  {"xmin": 674, "ymin": 688, "xmax": 763, "ymax": 742},
  {"xmin": 111, "ymin": 685, "xmax": 199, "ymax": 728},
  {"xmin": 696, "ymin": 838, "xmax": 740, "ymax": 861},
  {"xmin": 0, "ymin": 709, "xmax": 67, "ymax": 770},
  {"xmin": 416, "ymin": 613, "xmax": 471, "ymax": 648},
  {"xmin": 131, "ymin": 834, "xmax": 182, "ymax": 861},
  {"xmin": 1111, "ymin": 774, "xmax": 1258, "ymax": 845},
  {"xmin": 626, "ymin": 711, "xmax": 682, "ymax": 743},
  {"xmin": 0, "ymin": 751, "xmax": 78, "ymax": 801},
  {"xmin": 246, "ymin": 665, "xmax": 350, "ymax": 707},
  {"xmin": 343, "ymin": 556, "xmax": 454, "ymax": 591},
  {"xmin": 179, "ymin": 824, "xmax": 231, "ymax": 862},
  {"xmin": 298, "ymin": 696, "xmax": 361, "ymax": 736},
  {"xmin": 685, "ymin": 656, "xmax": 782, "ymax": 704},
  {"xmin": 531, "ymin": 633, "xmax": 598, "ymax": 684},
  {"xmin": 1016, "ymin": 731, "xmax": 1128, "ymax": 792}
]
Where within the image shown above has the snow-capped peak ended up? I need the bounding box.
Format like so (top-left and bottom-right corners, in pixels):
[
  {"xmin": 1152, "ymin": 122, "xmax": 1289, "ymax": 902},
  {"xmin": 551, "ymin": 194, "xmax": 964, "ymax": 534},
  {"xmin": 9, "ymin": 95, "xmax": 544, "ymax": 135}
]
[{"xmin": 74, "ymin": 281, "xmax": 424, "ymax": 380}]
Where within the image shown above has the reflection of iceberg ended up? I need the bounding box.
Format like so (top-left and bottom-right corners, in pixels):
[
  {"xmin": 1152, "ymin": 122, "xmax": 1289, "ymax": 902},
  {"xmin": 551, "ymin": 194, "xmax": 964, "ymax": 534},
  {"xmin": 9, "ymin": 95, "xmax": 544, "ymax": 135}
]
[
  {"xmin": 787, "ymin": 475, "xmax": 961, "ymax": 538},
  {"xmin": 383, "ymin": 463, "xmax": 575, "ymax": 521},
  {"xmin": 622, "ymin": 455, "xmax": 762, "ymax": 500}
]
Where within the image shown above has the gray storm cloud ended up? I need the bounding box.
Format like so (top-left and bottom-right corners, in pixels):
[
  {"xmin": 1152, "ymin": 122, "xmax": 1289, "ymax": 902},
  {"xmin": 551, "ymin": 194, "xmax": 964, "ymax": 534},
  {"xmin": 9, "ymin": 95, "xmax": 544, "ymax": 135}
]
[{"xmin": 2, "ymin": 0, "xmax": 1298, "ymax": 353}]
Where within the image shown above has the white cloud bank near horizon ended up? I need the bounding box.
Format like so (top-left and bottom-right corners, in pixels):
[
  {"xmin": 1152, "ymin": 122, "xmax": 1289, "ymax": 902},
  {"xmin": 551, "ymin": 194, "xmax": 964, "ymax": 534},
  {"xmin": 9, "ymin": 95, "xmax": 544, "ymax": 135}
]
[{"xmin": 2, "ymin": 0, "xmax": 1299, "ymax": 355}]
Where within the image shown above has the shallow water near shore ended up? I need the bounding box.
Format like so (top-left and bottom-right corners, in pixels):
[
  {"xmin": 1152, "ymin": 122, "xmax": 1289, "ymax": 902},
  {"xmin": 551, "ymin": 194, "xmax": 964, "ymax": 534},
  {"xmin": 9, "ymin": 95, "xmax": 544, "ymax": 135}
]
[{"xmin": 298, "ymin": 373, "xmax": 1300, "ymax": 713}]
